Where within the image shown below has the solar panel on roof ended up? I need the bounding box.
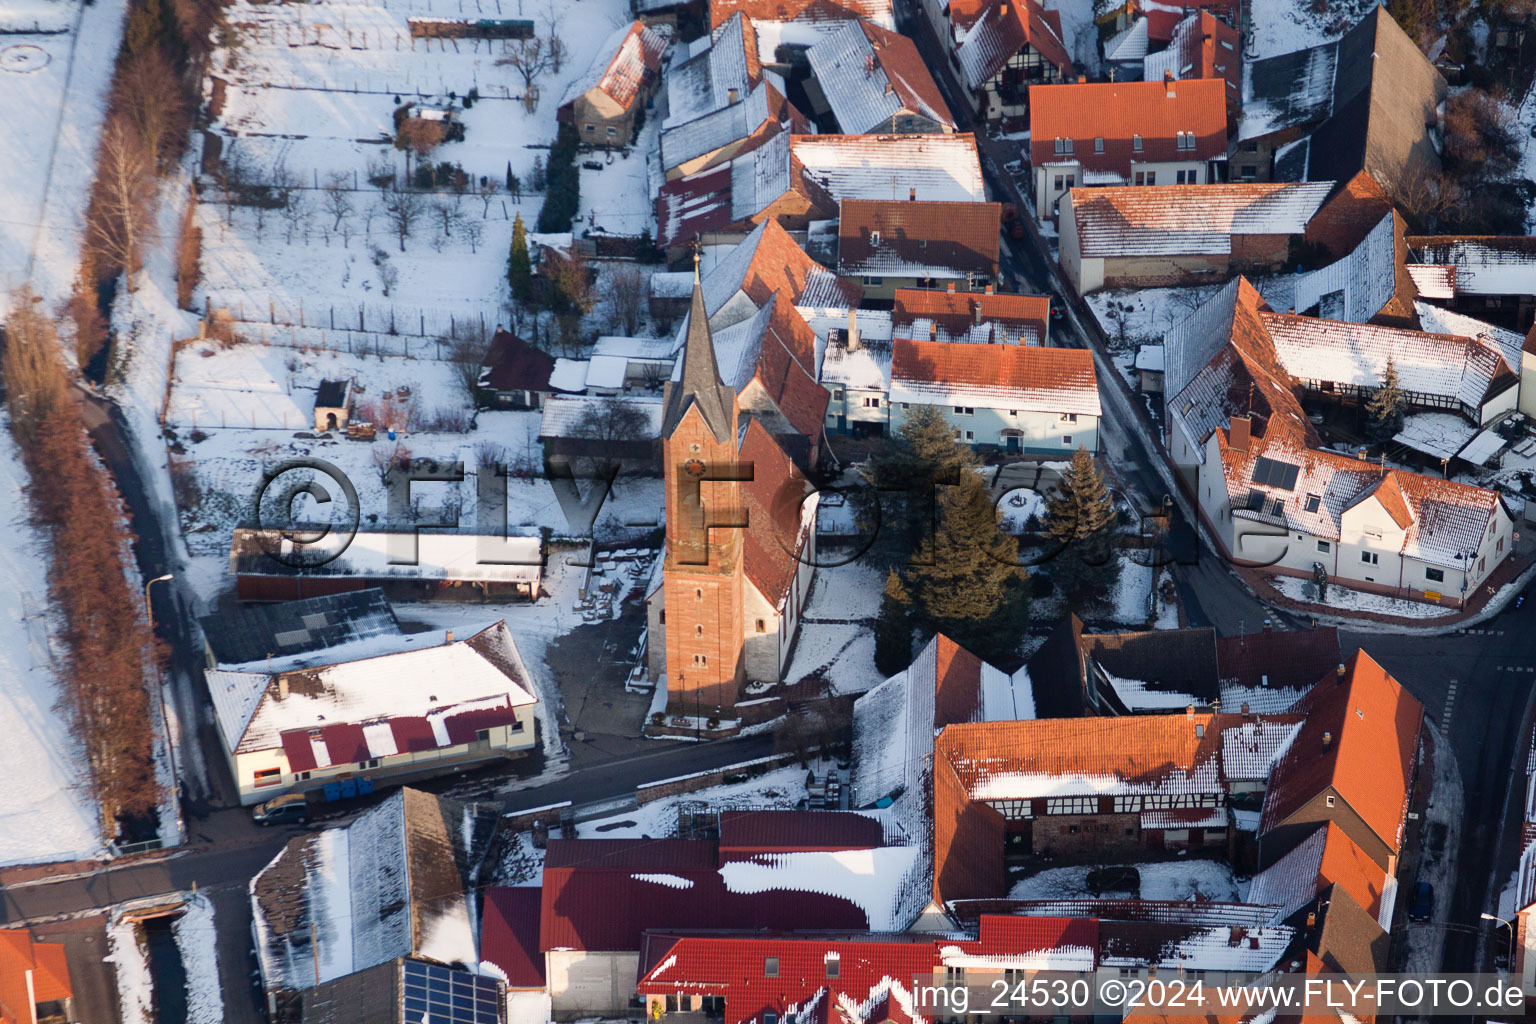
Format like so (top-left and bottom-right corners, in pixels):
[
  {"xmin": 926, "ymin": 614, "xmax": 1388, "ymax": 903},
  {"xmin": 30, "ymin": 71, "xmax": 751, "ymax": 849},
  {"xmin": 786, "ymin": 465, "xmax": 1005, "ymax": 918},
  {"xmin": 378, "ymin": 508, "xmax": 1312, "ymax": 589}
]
[
  {"xmin": 1250, "ymin": 457, "xmax": 1300, "ymax": 491},
  {"xmin": 401, "ymin": 961, "xmax": 503, "ymax": 1024}
]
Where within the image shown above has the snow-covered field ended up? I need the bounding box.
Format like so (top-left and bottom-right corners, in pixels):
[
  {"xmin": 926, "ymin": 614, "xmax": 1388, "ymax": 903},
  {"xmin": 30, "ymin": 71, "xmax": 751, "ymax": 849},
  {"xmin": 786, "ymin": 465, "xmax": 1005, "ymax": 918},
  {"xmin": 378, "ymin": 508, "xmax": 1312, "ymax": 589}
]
[
  {"xmin": 198, "ymin": 0, "xmax": 651, "ymax": 343},
  {"xmin": 0, "ymin": 423, "xmax": 104, "ymax": 867},
  {"xmin": 1268, "ymin": 574, "xmax": 1459, "ymax": 619},
  {"xmin": 0, "ymin": 0, "xmax": 125, "ymax": 315},
  {"xmin": 1008, "ymin": 858, "xmax": 1247, "ymax": 903}
]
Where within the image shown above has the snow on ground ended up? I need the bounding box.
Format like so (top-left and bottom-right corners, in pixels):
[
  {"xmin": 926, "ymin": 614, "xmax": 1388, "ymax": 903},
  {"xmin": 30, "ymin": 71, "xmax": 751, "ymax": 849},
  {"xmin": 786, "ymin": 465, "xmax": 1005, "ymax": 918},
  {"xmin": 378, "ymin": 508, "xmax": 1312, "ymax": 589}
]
[
  {"xmin": 199, "ymin": 0, "xmax": 646, "ymax": 343},
  {"xmin": 106, "ymin": 913, "xmax": 154, "ymax": 1024},
  {"xmin": 999, "ymin": 487, "xmax": 1046, "ymax": 532},
  {"xmin": 782, "ymin": 560, "xmax": 885, "ymax": 695},
  {"xmin": 1087, "ymin": 285, "xmax": 1226, "ymax": 354},
  {"xmin": 0, "ymin": 0, "xmax": 124, "ymax": 315},
  {"xmin": 1248, "ymin": 0, "xmax": 1373, "ymax": 60},
  {"xmin": 174, "ymin": 893, "xmax": 225, "ymax": 1024},
  {"xmin": 0, "ymin": 421, "xmax": 104, "ymax": 867},
  {"xmin": 1105, "ymin": 553, "xmax": 1154, "ymax": 626},
  {"xmin": 1008, "ymin": 858, "xmax": 1246, "ymax": 903},
  {"xmin": 1267, "ymin": 575, "xmax": 1459, "ymax": 620}
]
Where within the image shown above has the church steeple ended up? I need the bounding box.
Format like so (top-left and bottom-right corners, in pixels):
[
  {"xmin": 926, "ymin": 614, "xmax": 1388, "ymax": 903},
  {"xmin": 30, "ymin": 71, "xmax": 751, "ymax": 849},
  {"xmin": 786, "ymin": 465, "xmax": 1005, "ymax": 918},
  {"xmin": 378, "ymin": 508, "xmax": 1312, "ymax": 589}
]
[{"xmin": 662, "ymin": 246, "xmax": 736, "ymax": 443}]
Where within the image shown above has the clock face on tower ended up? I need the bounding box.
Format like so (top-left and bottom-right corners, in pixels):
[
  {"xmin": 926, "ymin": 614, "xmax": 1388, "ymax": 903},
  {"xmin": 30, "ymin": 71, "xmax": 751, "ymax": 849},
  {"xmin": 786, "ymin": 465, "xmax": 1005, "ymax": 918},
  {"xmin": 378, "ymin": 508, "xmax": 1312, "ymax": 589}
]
[{"xmin": 683, "ymin": 458, "xmax": 707, "ymax": 478}]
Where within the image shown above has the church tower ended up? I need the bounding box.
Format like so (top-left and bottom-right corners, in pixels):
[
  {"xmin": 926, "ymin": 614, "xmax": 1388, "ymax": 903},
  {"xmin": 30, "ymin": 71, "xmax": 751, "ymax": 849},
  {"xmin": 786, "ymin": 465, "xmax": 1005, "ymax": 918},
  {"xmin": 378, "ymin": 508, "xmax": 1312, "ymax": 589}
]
[{"xmin": 660, "ymin": 254, "xmax": 746, "ymax": 715}]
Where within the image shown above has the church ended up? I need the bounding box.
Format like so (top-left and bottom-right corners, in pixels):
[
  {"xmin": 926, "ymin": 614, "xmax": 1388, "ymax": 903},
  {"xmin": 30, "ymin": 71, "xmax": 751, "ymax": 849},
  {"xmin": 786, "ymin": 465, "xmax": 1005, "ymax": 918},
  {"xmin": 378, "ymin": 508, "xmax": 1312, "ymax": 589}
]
[{"xmin": 644, "ymin": 263, "xmax": 820, "ymax": 719}]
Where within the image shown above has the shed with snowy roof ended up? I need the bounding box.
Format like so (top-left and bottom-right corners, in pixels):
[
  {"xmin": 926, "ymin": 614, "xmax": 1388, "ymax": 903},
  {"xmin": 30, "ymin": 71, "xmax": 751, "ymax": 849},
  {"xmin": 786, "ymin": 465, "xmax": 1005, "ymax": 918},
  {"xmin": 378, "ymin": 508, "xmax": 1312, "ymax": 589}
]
[
  {"xmin": 207, "ymin": 619, "xmax": 538, "ymax": 804},
  {"xmin": 557, "ymin": 21, "xmax": 671, "ymax": 149}
]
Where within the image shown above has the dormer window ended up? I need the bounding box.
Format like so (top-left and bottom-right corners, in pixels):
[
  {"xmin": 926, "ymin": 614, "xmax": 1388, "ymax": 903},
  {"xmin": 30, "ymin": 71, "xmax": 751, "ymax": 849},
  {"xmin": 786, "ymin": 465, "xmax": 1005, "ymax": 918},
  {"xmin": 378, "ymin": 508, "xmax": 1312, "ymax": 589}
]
[
  {"xmin": 1053, "ymin": 136, "xmax": 1073, "ymax": 155},
  {"xmin": 1132, "ymin": 134, "xmax": 1143, "ymax": 152},
  {"xmin": 870, "ymin": 230, "xmax": 881, "ymax": 246},
  {"xmin": 1093, "ymin": 136, "xmax": 1104, "ymax": 153},
  {"xmin": 1176, "ymin": 131, "xmax": 1196, "ymax": 151}
]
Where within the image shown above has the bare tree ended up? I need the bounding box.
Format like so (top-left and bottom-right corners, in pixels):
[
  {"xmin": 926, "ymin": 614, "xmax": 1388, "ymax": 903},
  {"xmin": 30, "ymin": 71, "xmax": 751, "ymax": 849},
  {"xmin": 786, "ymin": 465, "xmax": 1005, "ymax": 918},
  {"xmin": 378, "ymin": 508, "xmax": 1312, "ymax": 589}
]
[
  {"xmin": 606, "ymin": 263, "xmax": 649, "ymax": 335},
  {"xmin": 87, "ymin": 117, "xmax": 154, "ymax": 290},
  {"xmin": 114, "ymin": 48, "xmax": 191, "ymax": 175},
  {"xmin": 323, "ymin": 171, "xmax": 353, "ymax": 230},
  {"xmin": 547, "ymin": 34, "xmax": 568, "ymax": 74},
  {"xmin": 434, "ymin": 198, "xmax": 459, "ymax": 240},
  {"xmin": 383, "ymin": 189, "xmax": 425, "ymax": 252},
  {"xmin": 212, "ymin": 150, "xmax": 251, "ymax": 226},
  {"xmin": 575, "ymin": 397, "xmax": 651, "ymax": 445},
  {"xmin": 461, "ymin": 216, "xmax": 484, "ymax": 254},
  {"xmin": 449, "ymin": 334, "xmax": 490, "ymax": 400},
  {"xmin": 280, "ymin": 190, "xmax": 311, "ymax": 244},
  {"xmin": 496, "ymin": 36, "xmax": 553, "ymax": 92},
  {"xmin": 478, "ymin": 178, "xmax": 498, "ymax": 218}
]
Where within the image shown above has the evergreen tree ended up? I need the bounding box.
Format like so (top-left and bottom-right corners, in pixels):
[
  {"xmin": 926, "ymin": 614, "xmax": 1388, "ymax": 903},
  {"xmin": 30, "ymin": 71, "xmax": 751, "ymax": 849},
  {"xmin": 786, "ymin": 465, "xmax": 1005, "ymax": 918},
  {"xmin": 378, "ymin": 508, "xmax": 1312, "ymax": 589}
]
[
  {"xmin": 852, "ymin": 406, "xmax": 978, "ymax": 569},
  {"xmin": 873, "ymin": 568, "xmax": 913, "ymax": 676},
  {"xmin": 506, "ymin": 161, "xmax": 515, "ymax": 192},
  {"xmin": 1042, "ymin": 445, "xmax": 1122, "ymax": 608},
  {"xmin": 1366, "ymin": 357, "xmax": 1408, "ymax": 441},
  {"xmin": 904, "ymin": 471, "xmax": 1029, "ymax": 662},
  {"xmin": 507, "ymin": 213, "xmax": 533, "ymax": 303}
]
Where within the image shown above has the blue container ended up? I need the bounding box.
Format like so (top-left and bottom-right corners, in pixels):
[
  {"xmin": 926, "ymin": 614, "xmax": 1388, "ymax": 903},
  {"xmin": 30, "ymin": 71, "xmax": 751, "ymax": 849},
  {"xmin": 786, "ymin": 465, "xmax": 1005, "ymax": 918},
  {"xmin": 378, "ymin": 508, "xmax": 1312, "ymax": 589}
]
[
  {"xmin": 323, "ymin": 781, "xmax": 343, "ymax": 802},
  {"xmin": 339, "ymin": 779, "xmax": 358, "ymax": 799},
  {"xmin": 358, "ymin": 777, "xmax": 375, "ymax": 796}
]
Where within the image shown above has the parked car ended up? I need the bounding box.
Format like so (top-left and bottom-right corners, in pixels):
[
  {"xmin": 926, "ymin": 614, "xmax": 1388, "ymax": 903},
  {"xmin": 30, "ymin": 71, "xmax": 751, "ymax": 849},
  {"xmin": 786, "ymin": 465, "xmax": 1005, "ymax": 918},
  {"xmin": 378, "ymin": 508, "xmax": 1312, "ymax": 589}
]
[
  {"xmin": 252, "ymin": 793, "xmax": 309, "ymax": 826},
  {"xmin": 1409, "ymin": 881, "xmax": 1434, "ymax": 921}
]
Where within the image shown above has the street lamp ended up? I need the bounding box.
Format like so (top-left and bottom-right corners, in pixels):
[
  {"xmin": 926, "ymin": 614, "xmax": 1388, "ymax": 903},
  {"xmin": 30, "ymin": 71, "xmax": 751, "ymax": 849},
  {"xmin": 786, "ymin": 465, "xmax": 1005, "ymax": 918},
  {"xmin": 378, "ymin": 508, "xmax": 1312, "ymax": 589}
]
[
  {"xmin": 145, "ymin": 573, "xmax": 174, "ymax": 632},
  {"xmin": 1482, "ymin": 912, "xmax": 1515, "ymax": 959}
]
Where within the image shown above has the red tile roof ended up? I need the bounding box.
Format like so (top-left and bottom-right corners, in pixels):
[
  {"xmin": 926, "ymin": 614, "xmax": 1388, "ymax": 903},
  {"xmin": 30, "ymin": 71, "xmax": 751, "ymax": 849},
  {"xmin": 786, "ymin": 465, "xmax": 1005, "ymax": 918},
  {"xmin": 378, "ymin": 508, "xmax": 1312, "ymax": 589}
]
[
  {"xmin": 1260, "ymin": 650, "xmax": 1424, "ymax": 857},
  {"xmin": 710, "ymin": 0, "xmax": 894, "ymax": 28},
  {"xmin": 0, "ymin": 928, "xmax": 70, "ymax": 1024},
  {"xmin": 1139, "ymin": 0, "xmax": 1236, "ymax": 43},
  {"xmin": 893, "ymin": 288, "xmax": 1050, "ymax": 345},
  {"xmin": 750, "ymin": 292, "xmax": 830, "ymax": 444},
  {"xmin": 593, "ymin": 21, "xmax": 670, "ymax": 110},
  {"xmin": 855, "ymin": 19, "xmax": 954, "ymax": 129},
  {"xmin": 540, "ymin": 839, "xmax": 869, "ymax": 951},
  {"xmin": 718, "ymin": 810, "xmax": 886, "ymax": 858},
  {"xmin": 1304, "ymin": 171, "xmax": 1395, "ymax": 262},
  {"xmin": 481, "ymin": 330, "xmax": 555, "ymax": 393},
  {"xmin": 837, "ymin": 199, "xmax": 1001, "ymax": 279},
  {"xmin": 481, "ymin": 887, "xmax": 545, "ymax": 988},
  {"xmin": 889, "ymin": 337, "xmax": 1100, "ymax": 415},
  {"xmin": 639, "ymin": 917, "xmax": 1098, "ymax": 1024},
  {"xmin": 277, "ymin": 699, "xmax": 524, "ymax": 772},
  {"xmin": 1028, "ymin": 78, "xmax": 1227, "ymax": 174},
  {"xmin": 738, "ymin": 417, "xmax": 814, "ymax": 607},
  {"xmin": 1148, "ymin": 12, "xmax": 1238, "ymax": 100},
  {"xmin": 932, "ymin": 633, "xmax": 984, "ymax": 730},
  {"xmin": 1315, "ymin": 823, "xmax": 1390, "ymax": 918},
  {"xmin": 955, "ymin": 0, "xmax": 1073, "ymax": 91}
]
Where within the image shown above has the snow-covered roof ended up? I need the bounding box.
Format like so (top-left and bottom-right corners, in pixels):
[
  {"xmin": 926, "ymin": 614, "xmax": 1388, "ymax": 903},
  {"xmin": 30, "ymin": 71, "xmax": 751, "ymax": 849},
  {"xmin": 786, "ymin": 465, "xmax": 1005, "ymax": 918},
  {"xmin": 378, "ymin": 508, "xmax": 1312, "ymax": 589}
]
[
  {"xmin": 1293, "ymin": 213, "xmax": 1398, "ymax": 324},
  {"xmin": 1238, "ymin": 38, "xmax": 1336, "ymax": 141},
  {"xmin": 1261, "ymin": 312, "xmax": 1513, "ymax": 414},
  {"xmin": 1218, "ymin": 716, "xmax": 1302, "ymax": 782},
  {"xmin": 593, "ymin": 335, "xmax": 678, "ymax": 361},
  {"xmin": 665, "ymin": 13, "xmax": 757, "ymax": 129},
  {"xmin": 1392, "ymin": 413, "xmax": 1478, "ymax": 461},
  {"xmin": 548, "ymin": 358, "xmax": 589, "ymax": 393},
  {"xmin": 793, "ymin": 134, "xmax": 986, "ymax": 206},
  {"xmin": 1134, "ymin": 345, "xmax": 1164, "ymax": 372},
  {"xmin": 1412, "ymin": 301, "xmax": 1526, "ymax": 378},
  {"xmin": 230, "ymin": 530, "xmax": 543, "ymax": 586},
  {"xmin": 559, "ymin": 20, "xmax": 671, "ymax": 111},
  {"xmin": 1407, "ymin": 236, "xmax": 1536, "ymax": 295},
  {"xmin": 819, "ymin": 329, "xmax": 892, "ymax": 391},
  {"xmin": 1104, "ymin": 17, "xmax": 1149, "ymax": 61},
  {"xmin": 955, "ymin": 0, "xmax": 1072, "ymax": 92},
  {"xmin": 538, "ymin": 394, "xmax": 665, "ymax": 438},
  {"xmin": 251, "ymin": 788, "xmax": 492, "ymax": 992},
  {"xmin": 703, "ymin": 219, "xmax": 862, "ymax": 321},
  {"xmin": 1405, "ymin": 264, "xmax": 1455, "ymax": 299},
  {"xmin": 1066, "ymin": 183, "xmax": 1333, "ymax": 258},
  {"xmin": 208, "ymin": 620, "xmax": 536, "ymax": 756},
  {"xmin": 806, "ymin": 19, "xmax": 953, "ymax": 134},
  {"xmin": 983, "ymin": 665, "xmax": 1037, "ymax": 722}
]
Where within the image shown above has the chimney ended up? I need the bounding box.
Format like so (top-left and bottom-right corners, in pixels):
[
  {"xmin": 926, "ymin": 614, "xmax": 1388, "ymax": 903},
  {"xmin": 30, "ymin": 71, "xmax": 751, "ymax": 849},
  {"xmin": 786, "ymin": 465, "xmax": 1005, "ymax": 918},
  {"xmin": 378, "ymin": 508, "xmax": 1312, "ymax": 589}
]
[
  {"xmin": 1262, "ymin": 618, "xmax": 1271, "ymax": 631},
  {"xmin": 946, "ymin": 281, "xmax": 956, "ymax": 293},
  {"xmin": 1241, "ymin": 702, "xmax": 1250, "ymax": 716},
  {"xmin": 846, "ymin": 306, "xmax": 860, "ymax": 352},
  {"xmin": 445, "ymin": 629, "xmax": 454, "ymax": 644},
  {"xmin": 1336, "ymin": 662, "xmax": 1347, "ymax": 683},
  {"xmin": 1228, "ymin": 414, "xmax": 1251, "ymax": 452},
  {"xmin": 1186, "ymin": 704, "xmax": 1195, "ymax": 718},
  {"xmin": 929, "ymin": 321, "xmax": 937, "ymax": 340},
  {"xmin": 971, "ymin": 298, "xmax": 982, "ymax": 326},
  {"xmin": 1357, "ymin": 448, "xmax": 1368, "ymax": 461},
  {"xmin": 984, "ymin": 283, "xmax": 994, "ymax": 295},
  {"xmin": 999, "ymin": 1, "xmax": 1007, "ymax": 13},
  {"xmin": 727, "ymin": 86, "xmax": 739, "ymax": 105},
  {"xmin": 276, "ymin": 674, "xmax": 289, "ymax": 699},
  {"xmin": 1164, "ymin": 69, "xmax": 1175, "ymax": 96},
  {"xmin": 884, "ymin": 80, "xmax": 893, "ymax": 95},
  {"xmin": 909, "ymin": 186, "xmax": 917, "ymax": 201},
  {"xmin": 1322, "ymin": 731, "xmax": 1333, "ymax": 749}
]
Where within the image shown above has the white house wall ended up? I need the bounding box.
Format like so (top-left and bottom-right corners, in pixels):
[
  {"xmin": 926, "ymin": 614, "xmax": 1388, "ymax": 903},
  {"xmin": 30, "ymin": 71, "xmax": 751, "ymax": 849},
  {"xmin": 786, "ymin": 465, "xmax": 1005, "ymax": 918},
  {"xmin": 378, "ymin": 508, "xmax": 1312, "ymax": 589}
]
[
  {"xmin": 548, "ymin": 951, "xmax": 639, "ymax": 1020},
  {"xmin": 890, "ymin": 401, "xmax": 1098, "ymax": 453}
]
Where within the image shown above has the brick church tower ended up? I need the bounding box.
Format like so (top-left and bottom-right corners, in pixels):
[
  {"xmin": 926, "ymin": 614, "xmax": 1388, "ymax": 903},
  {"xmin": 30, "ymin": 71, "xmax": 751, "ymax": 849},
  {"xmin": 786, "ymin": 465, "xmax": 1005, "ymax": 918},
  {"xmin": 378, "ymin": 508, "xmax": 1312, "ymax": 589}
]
[{"xmin": 660, "ymin": 258, "xmax": 746, "ymax": 714}]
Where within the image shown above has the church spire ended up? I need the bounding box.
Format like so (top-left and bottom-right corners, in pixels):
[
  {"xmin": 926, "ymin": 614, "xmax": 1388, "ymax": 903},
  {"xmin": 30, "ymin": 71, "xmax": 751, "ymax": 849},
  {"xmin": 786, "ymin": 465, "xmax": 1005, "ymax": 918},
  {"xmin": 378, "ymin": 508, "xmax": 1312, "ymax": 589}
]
[{"xmin": 662, "ymin": 242, "xmax": 735, "ymax": 443}]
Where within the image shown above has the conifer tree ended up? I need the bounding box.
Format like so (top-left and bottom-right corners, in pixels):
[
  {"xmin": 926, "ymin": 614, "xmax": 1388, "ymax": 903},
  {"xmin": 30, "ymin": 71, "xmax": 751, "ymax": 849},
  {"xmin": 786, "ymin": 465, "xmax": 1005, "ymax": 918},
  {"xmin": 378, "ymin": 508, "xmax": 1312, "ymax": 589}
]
[
  {"xmin": 853, "ymin": 406, "xmax": 978, "ymax": 569},
  {"xmin": 507, "ymin": 212, "xmax": 532, "ymax": 303},
  {"xmin": 904, "ymin": 471, "xmax": 1029, "ymax": 661},
  {"xmin": 1043, "ymin": 445, "xmax": 1122, "ymax": 607},
  {"xmin": 1366, "ymin": 357, "xmax": 1408, "ymax": 441},
  {"xmin": 874, "ymin": 568, "xmax": 913, "ymax": 676}
]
